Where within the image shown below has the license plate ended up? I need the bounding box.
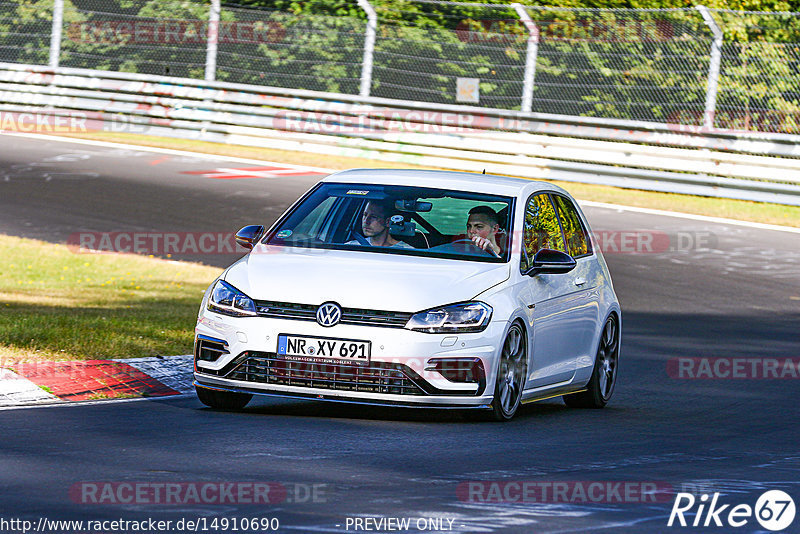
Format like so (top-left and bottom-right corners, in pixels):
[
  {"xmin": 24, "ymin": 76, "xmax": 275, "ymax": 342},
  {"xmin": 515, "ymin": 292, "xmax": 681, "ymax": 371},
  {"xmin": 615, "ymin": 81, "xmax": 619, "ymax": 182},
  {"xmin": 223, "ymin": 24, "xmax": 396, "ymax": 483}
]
[{"xmin": 277, "ymin": 334, "xmax": 371, "ymax": 365}]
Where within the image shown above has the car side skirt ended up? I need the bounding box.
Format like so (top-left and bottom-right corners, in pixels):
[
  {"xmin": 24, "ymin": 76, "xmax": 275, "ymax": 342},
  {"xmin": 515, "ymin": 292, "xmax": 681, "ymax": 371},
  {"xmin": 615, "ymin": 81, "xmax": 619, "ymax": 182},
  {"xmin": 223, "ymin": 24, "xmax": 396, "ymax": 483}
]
[{"xmin": 521, "ymin": 383, "xmax": 587, "ymax": 404}]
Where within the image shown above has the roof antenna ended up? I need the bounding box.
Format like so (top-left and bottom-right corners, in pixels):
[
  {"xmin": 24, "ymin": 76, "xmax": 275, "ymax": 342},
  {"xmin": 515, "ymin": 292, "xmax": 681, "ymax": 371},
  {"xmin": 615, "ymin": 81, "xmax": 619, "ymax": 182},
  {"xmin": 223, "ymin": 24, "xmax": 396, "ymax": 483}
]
[{"xmin": 482, "ymin": 169, "xmax": 486, "ymax": 174}]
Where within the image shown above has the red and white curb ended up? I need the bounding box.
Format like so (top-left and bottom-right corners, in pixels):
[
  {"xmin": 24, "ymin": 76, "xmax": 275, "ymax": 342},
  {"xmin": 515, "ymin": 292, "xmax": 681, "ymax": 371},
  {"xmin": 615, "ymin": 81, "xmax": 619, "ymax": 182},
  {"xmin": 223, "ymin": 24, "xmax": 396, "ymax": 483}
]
[
  {"xmin": 0, "ymin": 368, "xmax": 60, "ymax": 404},
  {"xmin": 114, "ymin": 355, "xmax": 195, "ymax": 395},
  {"xmin": 0, "ymin": 354, "xmax": 194, "ymax": 407}
]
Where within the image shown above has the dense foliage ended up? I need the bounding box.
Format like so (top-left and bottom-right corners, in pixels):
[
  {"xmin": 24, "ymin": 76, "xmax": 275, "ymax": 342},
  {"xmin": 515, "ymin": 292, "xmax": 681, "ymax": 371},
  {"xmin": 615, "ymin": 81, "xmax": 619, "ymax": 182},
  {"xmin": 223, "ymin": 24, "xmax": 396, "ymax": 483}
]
[{"xmin": 1, "ymin": 0, "xmax": 799, "ymax": 132}]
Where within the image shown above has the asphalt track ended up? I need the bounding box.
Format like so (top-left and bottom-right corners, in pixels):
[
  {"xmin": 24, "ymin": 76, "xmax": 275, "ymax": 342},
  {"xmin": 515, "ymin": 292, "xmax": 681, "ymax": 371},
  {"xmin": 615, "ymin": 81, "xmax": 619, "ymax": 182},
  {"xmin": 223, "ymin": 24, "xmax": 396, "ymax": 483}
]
[{"xmin": 1, "ymin": 133, "xmax": 799, "ymax": 534}]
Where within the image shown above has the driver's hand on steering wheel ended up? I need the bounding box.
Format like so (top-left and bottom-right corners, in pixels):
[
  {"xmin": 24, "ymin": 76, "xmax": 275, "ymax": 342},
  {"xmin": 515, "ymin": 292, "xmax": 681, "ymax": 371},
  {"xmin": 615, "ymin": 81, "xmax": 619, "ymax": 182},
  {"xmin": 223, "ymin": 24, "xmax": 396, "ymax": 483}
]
[{"xmin": 471, "ymin": 235, "xmax": 501, "ymax": 256}]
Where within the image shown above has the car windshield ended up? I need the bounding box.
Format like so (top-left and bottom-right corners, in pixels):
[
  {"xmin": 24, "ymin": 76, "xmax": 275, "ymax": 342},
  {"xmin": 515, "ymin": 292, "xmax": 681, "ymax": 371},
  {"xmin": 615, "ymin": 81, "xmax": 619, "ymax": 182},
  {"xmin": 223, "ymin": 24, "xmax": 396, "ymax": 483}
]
[{"xmin": 265, "ymin": 183, "xmax": 514, "ymax": 262}]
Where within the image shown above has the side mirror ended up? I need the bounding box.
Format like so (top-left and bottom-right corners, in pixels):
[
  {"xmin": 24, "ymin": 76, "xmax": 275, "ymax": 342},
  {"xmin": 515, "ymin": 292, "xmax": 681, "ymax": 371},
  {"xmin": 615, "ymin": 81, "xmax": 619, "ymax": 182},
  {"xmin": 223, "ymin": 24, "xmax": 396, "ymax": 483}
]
[
  {"xmin": 235, "ymin": 225, "xmax": 265, "ymax": 249},
  {"xmin": 525, "ymin": 248, "xmax": 576, "ymax": 276}
]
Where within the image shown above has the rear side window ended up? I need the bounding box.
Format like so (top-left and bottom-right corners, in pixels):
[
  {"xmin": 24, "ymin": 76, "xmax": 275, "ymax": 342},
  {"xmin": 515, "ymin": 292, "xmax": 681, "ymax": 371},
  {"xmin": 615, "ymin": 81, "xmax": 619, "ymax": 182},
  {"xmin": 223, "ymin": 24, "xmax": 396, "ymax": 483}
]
[
  {"xmin": 521, "ymin": 193, "xmax": 565, "ymax": 271},
  {"xmin": 553, "ymin": 194, "xmax": 592, "ymax": 258}
]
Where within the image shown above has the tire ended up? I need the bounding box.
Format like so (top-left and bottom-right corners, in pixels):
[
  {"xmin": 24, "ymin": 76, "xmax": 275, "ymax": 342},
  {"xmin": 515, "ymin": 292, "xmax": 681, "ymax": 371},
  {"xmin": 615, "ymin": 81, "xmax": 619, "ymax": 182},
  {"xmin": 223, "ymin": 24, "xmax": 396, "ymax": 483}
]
[
  {"xmin": 196, "ymin": 385, "xmax": 252, "ymax": 410},
  {"xmin": 488, "ymin": 323, "xmax": 527, "ymax": 421},
  {"xmin": 563, "ymin": 314, "xmax": 619, "ymax": 409}
]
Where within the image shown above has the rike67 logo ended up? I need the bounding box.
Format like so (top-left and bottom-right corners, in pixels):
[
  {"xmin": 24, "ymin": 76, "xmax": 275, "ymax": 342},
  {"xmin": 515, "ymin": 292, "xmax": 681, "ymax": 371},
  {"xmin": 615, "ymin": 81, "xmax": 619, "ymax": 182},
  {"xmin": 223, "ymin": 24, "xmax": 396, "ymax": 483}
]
[{"xmin": 668, "ymin": 490, "xmax": 796, "ymax": 531}]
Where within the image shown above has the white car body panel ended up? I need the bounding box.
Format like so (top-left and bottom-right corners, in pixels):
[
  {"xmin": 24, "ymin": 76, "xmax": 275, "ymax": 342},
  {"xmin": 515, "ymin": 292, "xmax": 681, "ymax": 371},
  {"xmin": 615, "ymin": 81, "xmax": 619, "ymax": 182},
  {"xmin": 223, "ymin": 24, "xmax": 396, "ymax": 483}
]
[
  {"xmin": 224, "ymin": 246, "xmax": 511, "ymax": 313},
  {"xmin": 194, "ymin": 169, "xmax": 621, "ymax": 410}
]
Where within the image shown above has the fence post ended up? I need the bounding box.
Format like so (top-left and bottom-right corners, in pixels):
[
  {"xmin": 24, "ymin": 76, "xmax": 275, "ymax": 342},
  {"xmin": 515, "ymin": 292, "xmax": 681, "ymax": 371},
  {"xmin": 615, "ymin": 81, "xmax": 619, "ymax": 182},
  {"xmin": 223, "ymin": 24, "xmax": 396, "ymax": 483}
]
[
  {"xmin": 357, "ymin": 0, "xmax": 377, "ymax": 97},
  {"xmin": 512, "ymin": 3, "xmax": 539, "ymax": 113},
  {"xmin": 205, "ymin": 0, "xmax": 221, "ymax": 82},
  {"xmin": 696, "ymin": 6, "xmax": 722, "ymax": 131},
  {"xmin": 49, "ymin": 0, "xmax": 64, "ymax": 68}
]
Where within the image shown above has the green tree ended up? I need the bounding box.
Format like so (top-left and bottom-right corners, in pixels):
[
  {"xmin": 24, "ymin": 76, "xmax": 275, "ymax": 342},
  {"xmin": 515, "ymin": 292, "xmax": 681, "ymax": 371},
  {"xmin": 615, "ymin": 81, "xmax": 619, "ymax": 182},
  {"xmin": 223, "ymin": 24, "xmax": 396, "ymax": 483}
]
[{"xmin": 0, "ymin": 0, "xmax": 85, "ymax": 65}]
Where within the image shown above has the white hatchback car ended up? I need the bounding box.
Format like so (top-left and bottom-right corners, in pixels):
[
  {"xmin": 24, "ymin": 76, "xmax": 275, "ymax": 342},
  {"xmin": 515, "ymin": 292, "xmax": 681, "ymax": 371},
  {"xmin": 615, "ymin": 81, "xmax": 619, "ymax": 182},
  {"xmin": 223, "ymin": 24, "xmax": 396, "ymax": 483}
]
[{"xmin": 194, "ymin": 169, "xmax": 621, "ymax": 420}]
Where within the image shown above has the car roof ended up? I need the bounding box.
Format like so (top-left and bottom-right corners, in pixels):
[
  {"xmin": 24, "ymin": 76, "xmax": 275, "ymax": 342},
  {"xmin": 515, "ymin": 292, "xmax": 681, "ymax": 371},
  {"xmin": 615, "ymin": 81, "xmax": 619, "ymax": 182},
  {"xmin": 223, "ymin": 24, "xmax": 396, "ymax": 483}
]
[{"xmin": 322, "ymin": 169, "xmax": 570, "ymax": 198}]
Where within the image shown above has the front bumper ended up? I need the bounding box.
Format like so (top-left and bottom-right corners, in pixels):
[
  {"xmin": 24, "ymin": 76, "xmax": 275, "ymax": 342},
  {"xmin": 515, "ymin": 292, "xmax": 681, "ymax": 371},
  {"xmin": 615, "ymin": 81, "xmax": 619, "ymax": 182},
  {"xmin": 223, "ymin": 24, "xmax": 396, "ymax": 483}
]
[{"xmin": 193, "ymin": 311, "xmax": 505, "ymax": 407}]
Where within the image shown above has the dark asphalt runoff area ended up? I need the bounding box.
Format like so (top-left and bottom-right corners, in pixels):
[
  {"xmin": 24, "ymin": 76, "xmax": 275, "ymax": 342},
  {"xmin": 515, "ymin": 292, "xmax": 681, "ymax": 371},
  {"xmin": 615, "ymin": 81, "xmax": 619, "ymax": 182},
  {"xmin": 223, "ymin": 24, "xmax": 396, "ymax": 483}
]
[{"xmin": 1, "ymin": 133, "xmax": 799, "ymax": 534}]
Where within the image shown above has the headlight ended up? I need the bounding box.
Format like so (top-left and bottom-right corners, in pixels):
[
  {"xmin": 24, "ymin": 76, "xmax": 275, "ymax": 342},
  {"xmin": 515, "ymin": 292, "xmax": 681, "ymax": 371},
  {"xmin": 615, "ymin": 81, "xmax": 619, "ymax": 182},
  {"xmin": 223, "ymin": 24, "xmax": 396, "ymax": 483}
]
[
  {"xmin": 405, "ymin": 302, "xmax": 492, "ymax": 333},
  {"xmin": 207, "ymin": 280, "xmax": 257, "ymax": 317}
]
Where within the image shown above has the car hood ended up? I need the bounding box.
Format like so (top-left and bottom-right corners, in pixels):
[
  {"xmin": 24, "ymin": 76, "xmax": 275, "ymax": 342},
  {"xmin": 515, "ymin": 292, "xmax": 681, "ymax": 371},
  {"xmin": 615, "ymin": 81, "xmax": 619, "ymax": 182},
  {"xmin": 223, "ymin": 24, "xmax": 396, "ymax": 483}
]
[{"xmin": 223, "ymin": 245, "xmax": 510, "ymax": 312}]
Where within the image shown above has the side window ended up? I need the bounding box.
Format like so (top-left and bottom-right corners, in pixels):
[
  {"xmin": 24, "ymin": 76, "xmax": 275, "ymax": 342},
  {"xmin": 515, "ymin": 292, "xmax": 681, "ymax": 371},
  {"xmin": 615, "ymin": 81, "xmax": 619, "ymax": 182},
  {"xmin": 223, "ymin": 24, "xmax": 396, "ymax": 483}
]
[
  {"xmin": 293, "ymin": 196, "xmax": 337, "ymax": 239},
  {"xmin": 553, "ymin": 195, "xmax": 592, "ymax": 257},
  {"xmin": 521, "ymin": 193, "xmax": 566, "ymax": 271}
]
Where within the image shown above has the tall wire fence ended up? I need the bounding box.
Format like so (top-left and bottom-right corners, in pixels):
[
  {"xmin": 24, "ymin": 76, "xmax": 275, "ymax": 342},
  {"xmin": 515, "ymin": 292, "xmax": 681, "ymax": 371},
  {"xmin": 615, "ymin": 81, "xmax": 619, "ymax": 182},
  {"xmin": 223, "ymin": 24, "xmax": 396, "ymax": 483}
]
[
  {"xmin": 371, "ymin": 2, "xmax": 527, "ymax": 109},
  {"xmin": 61, "ymin": 4, "xmax": 210, "ymax": 78},
  {"xmin": 1, "ymin": 0, "xmax": 799, "ymax": 134},
  {"xmin": 523, "ymin": 7, "xmax": 712, "ymax": 123},
  {"xmin": 219, "ymin": 5, "xmax": 366, "ymax": 93}
]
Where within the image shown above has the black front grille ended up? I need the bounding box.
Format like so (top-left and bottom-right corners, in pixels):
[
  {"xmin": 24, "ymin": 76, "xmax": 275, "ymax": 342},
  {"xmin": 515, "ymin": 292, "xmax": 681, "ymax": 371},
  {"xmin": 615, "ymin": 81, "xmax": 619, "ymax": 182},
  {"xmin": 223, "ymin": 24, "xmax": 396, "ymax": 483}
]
[
  {"xmin": 255, "ymin": 301, "xmax": 317, "ymax": 321},
  {"xmin": 340, "ymin": 307, "xmax": 413, "ymax": 327},
  {"xmin": 253, "ymin": 300, "xmax": 412, "ymax": 328},
  {"xmin": 226, "ymin": 352, "xmax": 426, "ymax": 395}
]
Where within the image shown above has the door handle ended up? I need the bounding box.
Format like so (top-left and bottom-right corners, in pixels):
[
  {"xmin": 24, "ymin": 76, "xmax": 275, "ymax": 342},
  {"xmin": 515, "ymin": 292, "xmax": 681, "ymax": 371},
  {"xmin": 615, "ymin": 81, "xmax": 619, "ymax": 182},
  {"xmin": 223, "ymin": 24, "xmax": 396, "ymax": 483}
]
[{"xmin": 574, "ymin": 277, "xmax": 587, "ymax": 286}]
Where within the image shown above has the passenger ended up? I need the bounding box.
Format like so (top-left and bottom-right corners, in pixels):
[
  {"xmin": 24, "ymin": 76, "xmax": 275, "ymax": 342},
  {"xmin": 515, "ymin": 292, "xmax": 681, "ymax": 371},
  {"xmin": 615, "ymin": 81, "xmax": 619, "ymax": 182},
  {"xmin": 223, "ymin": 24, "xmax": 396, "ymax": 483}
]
[
  {"xmin": 347, "ymin": 200, "xmax": 413, "ymax": 248},
  {"xmin": 466, "ymin": 205, "xmax": 503, "ymax": 256}
]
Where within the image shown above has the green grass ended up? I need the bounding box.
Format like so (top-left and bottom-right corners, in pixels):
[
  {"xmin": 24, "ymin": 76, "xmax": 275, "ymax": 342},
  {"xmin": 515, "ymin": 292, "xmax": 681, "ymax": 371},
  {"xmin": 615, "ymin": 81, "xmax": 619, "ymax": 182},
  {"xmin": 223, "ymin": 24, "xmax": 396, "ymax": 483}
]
[
  {"xmin": 54, "ymin": 131, "xmax": 800, "ymax": 228},
  {"xmin": 0, "ymin": 234, "xmax": 222, "ymax": 365}
]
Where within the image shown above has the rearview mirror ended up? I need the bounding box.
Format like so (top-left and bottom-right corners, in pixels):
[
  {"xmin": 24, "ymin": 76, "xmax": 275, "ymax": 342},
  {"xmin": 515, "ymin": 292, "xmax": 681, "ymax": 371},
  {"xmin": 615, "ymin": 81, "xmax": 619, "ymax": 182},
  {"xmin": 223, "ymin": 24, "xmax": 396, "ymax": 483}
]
[
  {"xmin": 525, "ymin": 249, "xmax": 576, "ymax": 276},
  {"xmin": 235, "ymin": 225, "xmax": 265, "ymax": 249},
  {"xmin": 395, "ymin": 199, "xmax": 432, "ymax": 212}
]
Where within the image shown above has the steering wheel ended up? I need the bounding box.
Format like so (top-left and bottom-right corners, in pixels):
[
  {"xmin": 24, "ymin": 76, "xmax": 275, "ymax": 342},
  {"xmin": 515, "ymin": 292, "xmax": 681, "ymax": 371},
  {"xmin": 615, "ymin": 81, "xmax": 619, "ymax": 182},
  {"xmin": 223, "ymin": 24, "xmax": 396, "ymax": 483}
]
[
  {"xmin": 451, "ymin": 238, "xmax": 500, "ymax": 258},
  {"xmin": 351, "ymin": 232, "xmax": 371, "ymax": 246}
]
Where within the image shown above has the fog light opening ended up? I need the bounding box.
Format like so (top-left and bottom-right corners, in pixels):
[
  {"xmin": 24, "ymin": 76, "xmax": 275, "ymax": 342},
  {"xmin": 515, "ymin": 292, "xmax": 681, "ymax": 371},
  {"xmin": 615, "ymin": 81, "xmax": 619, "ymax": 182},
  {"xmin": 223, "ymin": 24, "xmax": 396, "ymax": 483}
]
[
  {"xmin": 195, "ymin": 335, "xmax": 230, "ymax": 363},
  {"xmin": 426, "ymin": 357, "xmax": 486, "ymax": 385}
]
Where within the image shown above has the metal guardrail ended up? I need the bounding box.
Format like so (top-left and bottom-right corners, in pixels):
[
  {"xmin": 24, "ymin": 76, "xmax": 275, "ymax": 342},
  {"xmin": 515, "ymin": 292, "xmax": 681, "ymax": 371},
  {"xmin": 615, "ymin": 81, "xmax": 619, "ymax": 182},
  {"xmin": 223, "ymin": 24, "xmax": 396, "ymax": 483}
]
[
  {"xmin": 1, "ymin": 62, "xmax": 799, "ymax": 206},
  {"xmin": 5, "ymin": 0, "xmax": 800, "ymax": 135}
]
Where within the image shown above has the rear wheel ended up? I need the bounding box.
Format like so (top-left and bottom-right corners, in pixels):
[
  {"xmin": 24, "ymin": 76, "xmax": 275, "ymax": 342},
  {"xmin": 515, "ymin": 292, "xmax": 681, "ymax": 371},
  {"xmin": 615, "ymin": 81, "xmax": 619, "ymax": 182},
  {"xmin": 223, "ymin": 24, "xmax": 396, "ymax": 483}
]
[
  {"xmin": 488, "ymin": 323, "xmax": 527, "ymax": 421},
  {"xmin": 563, "ymin": 314, "xmax": 619, "ymax": 409},
  {"xmin": 196, "ymin": 386, "xmax": 252, "ymax": 410}
]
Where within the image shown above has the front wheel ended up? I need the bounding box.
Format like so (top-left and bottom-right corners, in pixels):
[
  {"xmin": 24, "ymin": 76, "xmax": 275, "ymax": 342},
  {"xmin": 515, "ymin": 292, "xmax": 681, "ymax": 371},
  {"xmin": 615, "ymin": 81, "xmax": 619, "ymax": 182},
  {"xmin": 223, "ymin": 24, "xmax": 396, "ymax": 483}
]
[
  {"xmin": 563, "ymin": 314, "xmax": 619, "ymax": 409},
  {"xmin": 196, "ymin": 386, "xmax": 252, "ymax": 410},
  {"xmin": 488, "ymin": 323, "xmax": 527, "ymax": 421}
]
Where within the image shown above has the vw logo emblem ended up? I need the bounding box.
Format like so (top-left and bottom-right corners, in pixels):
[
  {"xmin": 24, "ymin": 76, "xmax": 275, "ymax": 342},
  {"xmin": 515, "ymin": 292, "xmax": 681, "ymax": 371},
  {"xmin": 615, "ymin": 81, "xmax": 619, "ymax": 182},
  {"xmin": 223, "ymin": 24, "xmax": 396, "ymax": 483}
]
[{"xmin": 316, "ymin": 302, "xmax": 342, "ymax": 327}]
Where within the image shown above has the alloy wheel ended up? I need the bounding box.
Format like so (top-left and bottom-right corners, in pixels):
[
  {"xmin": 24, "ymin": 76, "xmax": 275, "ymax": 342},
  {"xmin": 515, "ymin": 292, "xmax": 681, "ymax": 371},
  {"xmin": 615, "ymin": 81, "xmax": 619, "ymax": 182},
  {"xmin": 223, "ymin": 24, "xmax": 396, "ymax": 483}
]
[
  {"xmin": 490, "ymin": 323, "xmax": 526, "ymax": 421},
  {"xmin": 563, "ymin": 314, "xmax": 619, "ymax": 409}
]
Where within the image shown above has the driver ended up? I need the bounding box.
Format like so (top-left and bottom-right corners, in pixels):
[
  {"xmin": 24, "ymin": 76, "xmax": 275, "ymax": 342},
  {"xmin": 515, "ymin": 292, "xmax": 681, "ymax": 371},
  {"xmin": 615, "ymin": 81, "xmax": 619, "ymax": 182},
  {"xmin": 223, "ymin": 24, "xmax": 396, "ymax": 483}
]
[
  {"xmin": 347, "ymin": 199, "xmax": 413, "ymax": 248},
  {"xmin": 466, "ymin": 205, "xmax": 502, "ymax": 256}
]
